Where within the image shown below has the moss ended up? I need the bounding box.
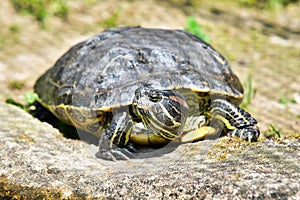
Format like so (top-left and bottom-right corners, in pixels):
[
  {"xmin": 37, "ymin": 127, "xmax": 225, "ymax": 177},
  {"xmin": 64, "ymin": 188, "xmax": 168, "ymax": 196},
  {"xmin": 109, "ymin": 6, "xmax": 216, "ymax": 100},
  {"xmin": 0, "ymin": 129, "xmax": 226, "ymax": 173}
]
[
  {"xmin": 18, "ymin": 133, "xmax": 36, "ymax": 143},
  {"xmin": 0, "ymin": 175, "xmax": 92, "ymax": 199},
  {"xmin": 0, "ymin": 175, "xmax": 62, "ymax": 199},
  {"xmin": 207, "ymin": 137, "xmax": 260, "ymax": 161},
  {"xmin": 208, "ymin": 132, "xmax": 300, "ymax": 161},
  {"xmin": 8, "ymin": 80, "xmax": 25, "ymax": 90}
]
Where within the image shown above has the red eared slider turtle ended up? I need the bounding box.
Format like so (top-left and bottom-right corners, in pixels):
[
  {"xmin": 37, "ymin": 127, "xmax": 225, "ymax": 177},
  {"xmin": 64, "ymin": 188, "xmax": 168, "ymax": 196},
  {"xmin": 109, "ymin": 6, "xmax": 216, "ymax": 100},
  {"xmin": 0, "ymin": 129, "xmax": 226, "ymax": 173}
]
[{"xmin": 34, "ymin": 27, "xmax": 260, "ymax": 161}]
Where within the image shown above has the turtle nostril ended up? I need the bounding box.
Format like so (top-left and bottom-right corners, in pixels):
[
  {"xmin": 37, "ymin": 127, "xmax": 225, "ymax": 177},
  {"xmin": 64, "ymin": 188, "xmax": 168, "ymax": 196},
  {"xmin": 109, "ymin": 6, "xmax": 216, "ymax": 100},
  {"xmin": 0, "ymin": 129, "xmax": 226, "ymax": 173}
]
[{"xmin": 135, "ymin": 90, "xmax": 141, "ymax": 100}]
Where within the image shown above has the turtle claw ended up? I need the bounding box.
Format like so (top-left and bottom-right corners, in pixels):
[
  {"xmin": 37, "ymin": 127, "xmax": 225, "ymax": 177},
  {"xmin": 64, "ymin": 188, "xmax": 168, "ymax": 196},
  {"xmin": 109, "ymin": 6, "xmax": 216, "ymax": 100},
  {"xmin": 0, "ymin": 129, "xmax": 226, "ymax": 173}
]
[
  {"xmin": 124, "ymin": 144, "xmax": 139, "ymax": 153},
  {"xmin": 96, "ymin": 146, "xmax": 137, "ymax": 161},
  {"xmin": 96, "ymin": 149, "xmax": 129, "ymax": 161},
  {"xmin": 230, "ymin": 125, "xmax": 260, "ymax": 142}
]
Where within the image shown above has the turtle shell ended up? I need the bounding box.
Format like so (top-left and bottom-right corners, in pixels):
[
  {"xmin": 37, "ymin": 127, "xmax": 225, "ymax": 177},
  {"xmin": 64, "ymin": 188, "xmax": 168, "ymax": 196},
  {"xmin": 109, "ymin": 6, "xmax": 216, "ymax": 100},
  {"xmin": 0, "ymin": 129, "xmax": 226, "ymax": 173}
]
[{"xmin": 35, "ymin": 27, "xmax": 243, "ymax": 114}]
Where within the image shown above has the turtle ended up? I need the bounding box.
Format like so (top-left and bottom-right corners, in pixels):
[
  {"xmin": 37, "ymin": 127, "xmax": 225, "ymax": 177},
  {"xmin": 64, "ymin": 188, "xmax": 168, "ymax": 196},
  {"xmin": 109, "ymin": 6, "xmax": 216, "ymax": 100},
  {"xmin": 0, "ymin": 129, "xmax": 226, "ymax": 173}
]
[{"xmin": 34, "ymin": 27, "xmax": 260, "ymax": 161}]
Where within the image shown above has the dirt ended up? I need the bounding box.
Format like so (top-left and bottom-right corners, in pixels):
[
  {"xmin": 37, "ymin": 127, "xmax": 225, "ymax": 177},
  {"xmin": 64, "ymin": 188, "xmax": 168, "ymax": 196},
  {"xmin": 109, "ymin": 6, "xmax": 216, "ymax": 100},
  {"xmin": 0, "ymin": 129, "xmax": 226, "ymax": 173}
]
[{"xmin": 0, "ymin": 0, "xmax": 299, "ymax": 136}]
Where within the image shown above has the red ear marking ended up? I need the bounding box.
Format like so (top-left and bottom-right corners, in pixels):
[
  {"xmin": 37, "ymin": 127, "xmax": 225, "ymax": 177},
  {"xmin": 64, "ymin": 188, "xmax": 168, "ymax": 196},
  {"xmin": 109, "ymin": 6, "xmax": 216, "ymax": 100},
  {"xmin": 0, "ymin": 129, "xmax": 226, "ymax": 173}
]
[{"xmin": 169, "ymin": 95, "xmax": 189, "ymax": 109}]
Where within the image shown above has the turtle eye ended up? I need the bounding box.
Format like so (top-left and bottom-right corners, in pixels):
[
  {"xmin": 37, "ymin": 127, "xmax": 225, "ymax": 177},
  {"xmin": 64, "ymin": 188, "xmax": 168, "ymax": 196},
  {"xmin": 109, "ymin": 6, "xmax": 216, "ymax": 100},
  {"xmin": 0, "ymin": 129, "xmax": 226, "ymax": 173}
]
[{"xmin": 148, "ymin": 90, "xmax": 162, "ymax": 102}]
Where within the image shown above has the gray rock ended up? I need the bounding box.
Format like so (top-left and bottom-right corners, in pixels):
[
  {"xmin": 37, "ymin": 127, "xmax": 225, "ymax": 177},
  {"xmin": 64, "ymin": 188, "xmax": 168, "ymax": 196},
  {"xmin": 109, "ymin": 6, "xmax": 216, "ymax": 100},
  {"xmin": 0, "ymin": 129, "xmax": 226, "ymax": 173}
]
[{"xmin": 0, "ymin": 102, "xmax": 299, "ymax": 199}]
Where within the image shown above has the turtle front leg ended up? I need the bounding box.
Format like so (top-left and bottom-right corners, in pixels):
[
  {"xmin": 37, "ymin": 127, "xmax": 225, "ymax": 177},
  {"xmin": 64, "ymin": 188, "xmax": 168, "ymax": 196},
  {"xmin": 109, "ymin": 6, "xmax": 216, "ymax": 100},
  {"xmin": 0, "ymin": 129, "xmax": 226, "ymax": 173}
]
[
  {"xmin": 211, "ymin": 99, "xmax": 260, "ymax": 142},
  {"xmin": 95, "ymin": 112, "xmax": 136, "ymax": 161}
]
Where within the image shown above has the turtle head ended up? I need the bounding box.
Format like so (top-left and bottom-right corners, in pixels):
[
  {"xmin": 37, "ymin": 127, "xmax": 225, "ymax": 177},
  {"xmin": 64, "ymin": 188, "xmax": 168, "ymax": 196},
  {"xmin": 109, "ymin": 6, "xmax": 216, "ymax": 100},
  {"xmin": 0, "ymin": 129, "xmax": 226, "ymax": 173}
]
[{"xmin": 132, "ymin": 84, "xmax": 189, "ymax": 140}]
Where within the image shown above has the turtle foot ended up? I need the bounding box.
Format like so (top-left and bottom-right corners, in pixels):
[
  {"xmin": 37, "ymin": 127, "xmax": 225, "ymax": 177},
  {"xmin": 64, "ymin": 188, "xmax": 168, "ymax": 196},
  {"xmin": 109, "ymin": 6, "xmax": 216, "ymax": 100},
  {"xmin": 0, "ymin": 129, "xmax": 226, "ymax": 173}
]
[
  {"xmin": 229, "ymin": 125, "xmax": 260, "ymax": 142},
  {"xmin": 95, "ymin": 146, "xmax": 137, "ymax": 161}
]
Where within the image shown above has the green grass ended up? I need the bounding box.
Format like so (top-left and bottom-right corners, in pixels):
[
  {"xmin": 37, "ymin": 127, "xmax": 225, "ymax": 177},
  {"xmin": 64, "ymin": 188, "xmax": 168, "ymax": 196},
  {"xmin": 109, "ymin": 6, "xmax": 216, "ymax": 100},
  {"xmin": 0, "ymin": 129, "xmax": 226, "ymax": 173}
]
[
  {"xmin": 239, "ymin": 0, "xmax": 299, "ymax": 9},
  {"xmin": 0, "ymin": 24, "xmax": 20, "ymax": 50},
  {"xmin": 8, "ymin": 80, "xmax": 25, "ymax": 90},
  {"xmin": 9, "ymin": 24, "xmax": 20, "ymax": 33},
  {"xmin": 10, "ymin": 0, "xmax": 69, "ymax": 28},
  {"xmin": 99, "ymin": 10, "xmax": 120, "ymax": 29},
  {"xmin": 0, "ymin": 36, "xmax": 7, "ymax": 50},
  {"xmin": 6, "ymin": 93, "xmax": 38, "ymax": 111},
  {"xmin": 185, "ymin": 16, "xmax": 210, "ymax": 43},
  {"xmin": 279, "ymin": 94, "xmax": 297, "ymax": 105},
  {"xmin": 264, "ymin": 124, "xmax": 281, "ymax": 138},
  {"xmin": 24, "ymin": 93, "xmax": 39, "ymax": 104},
  {"xmin": 241, "ymin": 75, "xmax": 256, "ymax": 109}
]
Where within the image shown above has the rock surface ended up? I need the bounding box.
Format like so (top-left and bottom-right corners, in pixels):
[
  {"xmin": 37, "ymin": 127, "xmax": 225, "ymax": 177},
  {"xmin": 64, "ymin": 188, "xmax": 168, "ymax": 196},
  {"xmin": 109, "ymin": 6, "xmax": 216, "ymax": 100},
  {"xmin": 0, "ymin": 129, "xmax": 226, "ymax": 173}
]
[{"xmin": 0, "ymin": 102, "xmax": 299, "ymax": 199}]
